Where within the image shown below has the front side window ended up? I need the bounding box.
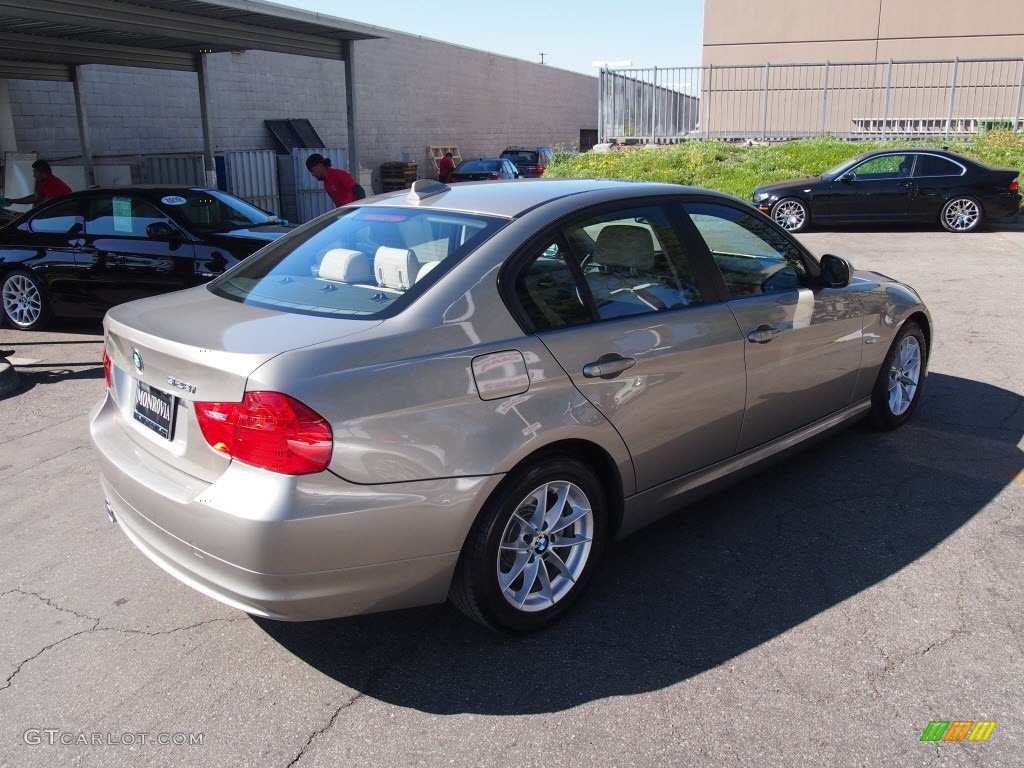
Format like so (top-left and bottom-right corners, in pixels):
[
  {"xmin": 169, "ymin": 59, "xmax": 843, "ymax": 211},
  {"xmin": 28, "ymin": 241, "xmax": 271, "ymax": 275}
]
[
  {"xmin": 209, "ymin": 207, "xmax": 506, "ymax": 318},
  {"xmin": 684, "ymin": 202, "xmax": 808, "ymax": 298},
  {"xmin": 161, "ymin": 190, "xmax": 276, "ymax": 233},
  {"xmin": 850, "ymin": 154, "xmax": 913, "ymax": 180}
]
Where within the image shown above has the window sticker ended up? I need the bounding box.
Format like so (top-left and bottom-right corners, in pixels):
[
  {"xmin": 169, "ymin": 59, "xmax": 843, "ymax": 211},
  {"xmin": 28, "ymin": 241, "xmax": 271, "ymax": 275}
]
[
  {"xmin": 112, "ymin": 196, "xmax": 133, "ymax": 233},
  {"xmin": 161, "ymin": 195, "xmax": 187, "ymax": 206}
]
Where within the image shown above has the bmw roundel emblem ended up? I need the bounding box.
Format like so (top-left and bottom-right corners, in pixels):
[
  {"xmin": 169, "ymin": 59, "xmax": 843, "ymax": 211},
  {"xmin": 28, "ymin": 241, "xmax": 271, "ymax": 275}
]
[{"xmin": 132, "ymin": 349, "xmax": 144, "ymax": 372}]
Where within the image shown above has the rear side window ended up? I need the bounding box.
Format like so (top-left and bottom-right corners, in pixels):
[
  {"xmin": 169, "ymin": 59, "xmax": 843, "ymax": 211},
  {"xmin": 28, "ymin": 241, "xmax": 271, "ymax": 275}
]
[
  {"xmin": 208, "ymin": 207, "xmax": 506, "ymax": 318},
  {"xmin": 915, "ymin": 155, "xmax": 964, "ymax": 178},
  {"xmin": 512, "ymin": 204, "xmax": 704, "ymax": 331},
  {"xmin": 85, "ymin": 195, "xmax": 173, "ymax": 238},
  {"xmin": 26, "ymin": 200, "xmax": 81, "ymax": 234}
]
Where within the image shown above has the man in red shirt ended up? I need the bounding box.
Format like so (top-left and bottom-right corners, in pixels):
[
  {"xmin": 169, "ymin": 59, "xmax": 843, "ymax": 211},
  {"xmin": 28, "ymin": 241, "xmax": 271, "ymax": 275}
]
[
  {"xmin": 438, "ymin": 152, "xmax": 455, "ymax": 183},
  {"xmin": 306, "ymin": 153, "xmax": 366, "ymax": 208},
  {"xmin": 5, "ymin": 159, "xmax": 72, "ymax": 207}
]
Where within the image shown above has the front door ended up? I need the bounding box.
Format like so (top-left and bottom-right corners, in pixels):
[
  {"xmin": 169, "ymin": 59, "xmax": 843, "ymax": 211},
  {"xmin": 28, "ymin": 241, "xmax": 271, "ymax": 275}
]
[
  {"xmin": 680, "ymin": 201, "xmax": 865, "ymax": 452},
  {"xmin": 828, "ymin": 153, "xmax": 915, "ymax": 221}
]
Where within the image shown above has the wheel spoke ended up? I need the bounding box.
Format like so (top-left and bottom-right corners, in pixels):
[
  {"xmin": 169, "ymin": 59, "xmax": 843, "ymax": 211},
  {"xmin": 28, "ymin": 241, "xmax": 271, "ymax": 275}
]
[
  {"xmin": 541, "ymin": 549, "xmax": 576, "ymax": 584},
  {"xmin": 508, "ymin": 558, "xmax": 542, "ymax": 608},
  {"xmin": 549, "ymin": 504, "xmax": 591, "ymax": 534},
  {"xmin": 498, "ymin": 550, "xmax": 532, "ymax": 592},
  {"xmin": 541, "ymin": 482, "xmax": 570, "ymax": 532}
]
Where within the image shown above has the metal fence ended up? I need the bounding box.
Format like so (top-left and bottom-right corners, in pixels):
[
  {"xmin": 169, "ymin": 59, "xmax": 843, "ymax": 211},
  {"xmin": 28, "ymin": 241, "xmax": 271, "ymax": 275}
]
[{"xmin": 598, "ymin": 57, "xmax": 1024, "ymax": 143}]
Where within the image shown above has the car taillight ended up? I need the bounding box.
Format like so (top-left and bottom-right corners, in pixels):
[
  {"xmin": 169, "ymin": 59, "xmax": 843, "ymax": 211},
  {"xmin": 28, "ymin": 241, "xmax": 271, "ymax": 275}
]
[
  {"xmin": 194, "ymin": 392, "xmax": 333, "ymax": 475},
  {"xmin": 1011, "ymin": 179, "xmax": 1019, "ymax": 192},
  {"xmin": 489, "ymin": 173, "xmax": 500, "ymax": 180},
  {"xmin": 103, "ymin": 348, "xmax": 112, "ymax": 389}
]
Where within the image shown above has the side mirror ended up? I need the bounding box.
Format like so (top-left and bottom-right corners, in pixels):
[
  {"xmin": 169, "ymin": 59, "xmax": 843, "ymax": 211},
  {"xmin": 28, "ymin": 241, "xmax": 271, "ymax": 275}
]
[
  {"xmin": 820, "ymin": 253, "xmax": 852, "ymax": 288},
  {"xmin": 840, "ymin": 172, "xmax": 855, "ymax": 183},
  {"xmin": 146, "ymin": 222, "xmax": 176, "ymax": 240}
]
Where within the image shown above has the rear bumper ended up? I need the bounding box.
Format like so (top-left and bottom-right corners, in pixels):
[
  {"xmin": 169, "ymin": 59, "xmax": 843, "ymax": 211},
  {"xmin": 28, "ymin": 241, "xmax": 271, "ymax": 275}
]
[{"xmin": 90, "ymin": 393, "xmax": 500, "ymax": 621}]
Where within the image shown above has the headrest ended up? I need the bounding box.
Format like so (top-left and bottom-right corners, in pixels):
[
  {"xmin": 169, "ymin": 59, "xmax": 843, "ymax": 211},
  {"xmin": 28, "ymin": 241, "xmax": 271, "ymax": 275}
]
[
  {"xmin": 594, "ymin": 225, "xmax": 655, "ymax": 270},
  {"xmin": 318, "ymin": 248, "xmax": 373, "ymax": 283},
  {"xmin": 374, "ymin": 246, "xmax": 419, "ymax": 290}
]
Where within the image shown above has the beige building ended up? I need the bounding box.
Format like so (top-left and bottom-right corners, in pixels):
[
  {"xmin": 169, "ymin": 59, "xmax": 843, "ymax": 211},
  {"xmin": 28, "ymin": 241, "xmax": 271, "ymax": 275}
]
[
  {"xmin": 702, "ymin": 0, "xmax": 1024, "ymax": 66},
  {"xmin": 697, "ymin": 0, "xmax": 1024, "ymax": 138}
]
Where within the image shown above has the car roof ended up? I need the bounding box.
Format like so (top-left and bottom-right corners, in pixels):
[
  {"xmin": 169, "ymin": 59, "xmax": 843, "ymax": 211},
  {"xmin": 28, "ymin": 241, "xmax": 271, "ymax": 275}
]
[
  {"xmin": 360, "ymin": 178, "xmax": 735, "ymax": 218},
  {"xmin": 59, "ymin": 186, "xmax": 220, "ymax": 200},
  {"xmin": 855, "ymin": 147, "xmax": 975, "ymax": 164}
]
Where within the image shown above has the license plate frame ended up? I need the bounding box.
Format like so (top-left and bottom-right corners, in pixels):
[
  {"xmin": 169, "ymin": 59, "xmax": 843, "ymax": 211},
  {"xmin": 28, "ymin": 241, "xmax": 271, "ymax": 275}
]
[{"xmin": 133, "ymin": 381, "xmax": 177, "ymax": 440}]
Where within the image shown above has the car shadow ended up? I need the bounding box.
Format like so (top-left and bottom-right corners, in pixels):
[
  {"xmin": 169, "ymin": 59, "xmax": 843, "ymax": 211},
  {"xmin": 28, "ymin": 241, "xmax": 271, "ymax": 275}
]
[{"xmin": 254, "ymin": 372, "xmax": 1023, "ymax": 715}]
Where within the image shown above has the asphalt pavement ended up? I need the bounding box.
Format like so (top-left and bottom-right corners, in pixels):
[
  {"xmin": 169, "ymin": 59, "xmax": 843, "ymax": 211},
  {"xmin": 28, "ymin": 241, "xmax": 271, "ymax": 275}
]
[{"xmin": 0, "ymin": 220, "xmax": 1021, "ymax": 767}]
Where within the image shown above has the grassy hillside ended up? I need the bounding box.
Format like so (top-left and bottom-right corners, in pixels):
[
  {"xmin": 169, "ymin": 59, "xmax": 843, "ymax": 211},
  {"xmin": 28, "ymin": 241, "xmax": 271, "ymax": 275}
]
[{"xmin": 546, "ymin": 132, "xmax": 1024, "ymax": 208}]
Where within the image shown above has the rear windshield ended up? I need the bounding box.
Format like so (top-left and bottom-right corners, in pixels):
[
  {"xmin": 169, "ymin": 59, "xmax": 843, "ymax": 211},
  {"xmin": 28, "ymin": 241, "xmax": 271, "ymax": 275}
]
[
  {"xmin": 207, "ymin": 206, "xmax": 506, "ymax": 318},
  {"xmin": 458, "ymin": 160, "xmax": 501, "ymax": 172},
  {"xmin": 502, "ymin": 151, "xmax": 539, "ymax": 163}
]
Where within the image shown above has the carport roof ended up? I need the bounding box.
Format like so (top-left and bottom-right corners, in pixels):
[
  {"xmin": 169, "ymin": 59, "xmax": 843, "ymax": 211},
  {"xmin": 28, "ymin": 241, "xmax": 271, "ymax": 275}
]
[{"xmin": 0, "ymin": 0, "xmax": 387, "ymax": 80}]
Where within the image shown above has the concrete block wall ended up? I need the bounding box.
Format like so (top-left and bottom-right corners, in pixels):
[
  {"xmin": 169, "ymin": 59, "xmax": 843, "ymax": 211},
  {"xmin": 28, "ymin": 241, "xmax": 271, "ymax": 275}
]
[{"xmin": 6, "ymin": 28, "xmax": 597, "ymax": 187}]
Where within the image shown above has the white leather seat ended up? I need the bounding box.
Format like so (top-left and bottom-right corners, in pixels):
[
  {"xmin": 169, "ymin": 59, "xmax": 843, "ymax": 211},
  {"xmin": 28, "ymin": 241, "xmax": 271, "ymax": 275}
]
[
  {"xmin": 374, "ymin": 246, "xmax": 419, "ymax": 290},
  {"xmin": 318, "ymin": 248, "xmax": 373, "ymax": 283}
]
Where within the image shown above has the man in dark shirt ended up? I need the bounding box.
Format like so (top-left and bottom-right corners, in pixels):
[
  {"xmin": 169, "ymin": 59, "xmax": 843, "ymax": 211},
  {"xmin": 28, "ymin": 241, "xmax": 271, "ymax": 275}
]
[{"xmin": 5, "ymin": 159, "xmax": 72, "ymax": 207}]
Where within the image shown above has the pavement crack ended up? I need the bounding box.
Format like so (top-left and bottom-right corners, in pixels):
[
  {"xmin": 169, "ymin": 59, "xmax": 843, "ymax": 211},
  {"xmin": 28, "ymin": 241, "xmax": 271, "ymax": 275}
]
[
  {"xmin": 0, "ymin": 442, "xmax": 92, "ymax": 479},
  {"xmin": 1, "ymin": 589, "xmax": 101, "ymax": 692},
  {"xmin": 285, "ymin": 610, "xmax": 445, "ymax": 767}
]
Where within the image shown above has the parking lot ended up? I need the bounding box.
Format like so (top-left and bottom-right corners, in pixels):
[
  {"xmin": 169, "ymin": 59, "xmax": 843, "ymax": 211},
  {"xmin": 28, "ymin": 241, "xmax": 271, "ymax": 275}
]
[{"xmin": 1, "ymin": 221, "xmax": 1022, "ymax": 767}]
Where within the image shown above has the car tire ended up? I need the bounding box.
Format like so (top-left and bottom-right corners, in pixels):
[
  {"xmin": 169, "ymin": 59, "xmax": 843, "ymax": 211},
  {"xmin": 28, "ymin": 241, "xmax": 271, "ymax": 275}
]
[
  {"xmin": 1, "ymin": 269, "xmax": 52, "ymax": 331},
  {"xmin": 450, "ymin": 455, "xmax": 607, "ymax": 633},
  {"xmin": 770, "ymin": 197, "xmax": 810, "ymax": 233},
  {"xmin": 939, "ymin": 196, "xmax": 983, "ymax": 233},
  {"xmin": 870, "ymin": 321, "xmax": 927, "ymax": 430}
]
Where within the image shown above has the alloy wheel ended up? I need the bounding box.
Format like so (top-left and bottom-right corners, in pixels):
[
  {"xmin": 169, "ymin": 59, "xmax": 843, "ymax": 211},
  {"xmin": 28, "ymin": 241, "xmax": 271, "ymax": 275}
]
[
  {"xmin": 496, "ymin": 480, "xmax": 594, "ymax": 612},
  {"xmin": 772, "ymin": 199, "xmax": 807, "ymax": 232},
  {"xmin": 2, "ymin": 273, "xmax": 43, "ymax": 328},
  {"xmin": 887, "ymin": 334, "xmax": 922, "ymax": 416},
  {"xmin": 942, "ymin": 198, "xmax": 980, "ymax": 231}
]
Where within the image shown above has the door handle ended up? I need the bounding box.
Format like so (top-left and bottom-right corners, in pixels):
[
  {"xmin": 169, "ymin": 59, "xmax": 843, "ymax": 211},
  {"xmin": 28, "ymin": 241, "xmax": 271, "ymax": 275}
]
[
  {"xmin": 747, "ymin": 325, "xmax": 783, "ymax": 344},
  {"xmin": 583, "ymin": 354, "xmax": 637, "ymax": 379},
  {"xmin": 895, "ymin": 181, "xmax": 914, "ymax": 188}
]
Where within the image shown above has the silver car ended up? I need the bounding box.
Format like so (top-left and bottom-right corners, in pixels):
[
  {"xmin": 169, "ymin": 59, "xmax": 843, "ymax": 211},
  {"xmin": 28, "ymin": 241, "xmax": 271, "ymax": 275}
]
[{"xmin": 90, "ymin": 178, "xmax": 931, "ymax": 633}]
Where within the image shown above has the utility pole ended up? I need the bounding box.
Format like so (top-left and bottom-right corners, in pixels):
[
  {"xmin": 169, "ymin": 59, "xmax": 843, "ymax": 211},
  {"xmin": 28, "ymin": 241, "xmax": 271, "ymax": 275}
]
[{"xmin": 539, "ymin": 53, "xmax": 546, "ymax": 64}]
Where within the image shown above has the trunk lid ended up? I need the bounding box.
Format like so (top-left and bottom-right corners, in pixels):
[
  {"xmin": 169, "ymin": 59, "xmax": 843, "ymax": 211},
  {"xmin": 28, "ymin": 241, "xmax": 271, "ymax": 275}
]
[{"xmin": 103, "ymin": 285, "xmax": 380, "ymax": 481}]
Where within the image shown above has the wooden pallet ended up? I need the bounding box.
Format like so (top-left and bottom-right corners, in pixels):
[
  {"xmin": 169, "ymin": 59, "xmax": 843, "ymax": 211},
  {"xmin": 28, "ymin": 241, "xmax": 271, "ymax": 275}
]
[{"xmin": 381, "ymin": 161, "xmax": 417, "ymax": 191}]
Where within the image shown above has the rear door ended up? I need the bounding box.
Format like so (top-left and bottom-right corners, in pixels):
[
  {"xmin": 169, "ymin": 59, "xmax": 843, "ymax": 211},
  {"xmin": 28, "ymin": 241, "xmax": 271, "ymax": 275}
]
[
  {"xmin": 77, "ymin": 193, "xmax": 197, "ymax": 307},
  {"xmin": 508, "ymin": 200, "xmax": 747, "ymax": 491},
  {"xmin": 679, "ymin": 201, "xmax": 864, "ymax": 452}
]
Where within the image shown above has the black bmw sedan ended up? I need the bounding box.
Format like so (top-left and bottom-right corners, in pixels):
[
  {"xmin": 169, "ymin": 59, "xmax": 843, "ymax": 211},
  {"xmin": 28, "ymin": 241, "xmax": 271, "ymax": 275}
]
[
  {"xmin": 752, "ymin": 149, "xmax": 1020, "ymax": 233},
  {"xmin": 0, "ymin": 187, "xmax": 292, "ymax": 330}
]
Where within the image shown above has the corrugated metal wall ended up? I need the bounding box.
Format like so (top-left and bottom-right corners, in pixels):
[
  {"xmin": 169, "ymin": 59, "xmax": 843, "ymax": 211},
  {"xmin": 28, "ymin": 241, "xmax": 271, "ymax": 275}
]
[
  {"xmin": 140, "ymin": 155, "xmax": 205, "ymax": 185},
  {"xmin": 223, "ymin": 149, "xmax": 280, "ymax": 214}
]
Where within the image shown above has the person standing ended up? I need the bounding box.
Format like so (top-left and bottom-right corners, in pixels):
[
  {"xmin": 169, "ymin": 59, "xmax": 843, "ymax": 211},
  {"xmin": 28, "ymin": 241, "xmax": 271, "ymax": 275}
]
[
  {"xmin": 438, "ymin": 151, "xmax": 455, "ymax": 184},
  {"xmin": 5, "ymin": 159, "xmax": 72, "ymax": 207},
  {"xmin": 305, "ymin": 153, "xmax": 366, "ymax": 208}
]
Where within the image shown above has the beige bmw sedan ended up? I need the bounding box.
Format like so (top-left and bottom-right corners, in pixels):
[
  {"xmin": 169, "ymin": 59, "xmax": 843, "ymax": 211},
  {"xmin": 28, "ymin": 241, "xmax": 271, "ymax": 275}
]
[{"xmin": 90, "ymin": 178, "xmax": 931, "ymax": 633}]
